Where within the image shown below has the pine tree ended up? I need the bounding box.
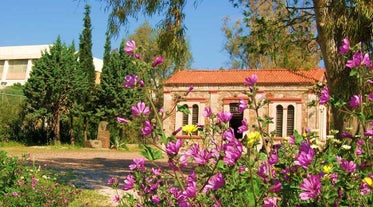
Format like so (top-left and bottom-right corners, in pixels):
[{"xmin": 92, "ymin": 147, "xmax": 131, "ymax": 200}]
[
  {"xmin": 23, "ymin": 37, "xmax": 77, "ymax": 144},
  {"xmin": 77, "ymin": 4, "xmax": 97, "ymax": 142}
]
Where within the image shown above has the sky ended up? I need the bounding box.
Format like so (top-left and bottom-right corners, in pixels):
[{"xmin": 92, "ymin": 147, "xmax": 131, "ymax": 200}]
[{"xmin": 0, "ymin": 0, "xmax": 242, "ymax": 69}]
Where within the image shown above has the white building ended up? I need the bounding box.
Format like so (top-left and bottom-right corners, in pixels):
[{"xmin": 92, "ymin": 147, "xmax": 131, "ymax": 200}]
[{"xmin": 0, "ymin": 45, "xmax": 103, "ymax": 88}]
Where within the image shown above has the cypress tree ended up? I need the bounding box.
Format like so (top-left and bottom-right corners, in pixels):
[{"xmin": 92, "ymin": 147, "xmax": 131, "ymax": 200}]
[{"xmin": 77, "ymin": 4, "xmax": 97, "ymax": 142}]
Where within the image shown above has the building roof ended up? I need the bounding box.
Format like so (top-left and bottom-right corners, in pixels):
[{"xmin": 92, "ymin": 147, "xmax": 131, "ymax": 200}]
[
  {"xmin": 164, "ymin": 68, "xmax": 325, "ymax": 86},
  {"xmin": 0, "ymin": 45, "xmax": 51, "ymax": 60}
]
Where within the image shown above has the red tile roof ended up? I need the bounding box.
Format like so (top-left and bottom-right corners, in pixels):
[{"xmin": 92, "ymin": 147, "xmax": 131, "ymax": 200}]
[{"xmin": 165, "ymin": 68, "xmax": 325, "ymax": 86}]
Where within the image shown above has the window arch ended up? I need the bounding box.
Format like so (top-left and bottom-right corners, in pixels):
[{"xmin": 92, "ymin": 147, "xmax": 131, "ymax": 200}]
[
  {"xmin": 276, "ymin": 105, "xmax": 283, "ymax": 136},
  {"xmin": 287, "ymin": 105, "xmax": 295, "ymax": 136}
]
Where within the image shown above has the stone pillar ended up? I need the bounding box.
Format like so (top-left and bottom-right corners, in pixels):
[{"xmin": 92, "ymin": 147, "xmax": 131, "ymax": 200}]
[
  {"xmin": 97, "ymin": 121, "xmax": 110, "ymax": 148},
  {"xmin": 25, "ymin": 59, "xmax": 33, "ymax": 81}
]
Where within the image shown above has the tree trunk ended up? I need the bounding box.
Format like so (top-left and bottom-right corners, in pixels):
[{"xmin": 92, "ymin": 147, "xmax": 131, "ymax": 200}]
[
  {"xmin": 83, "ymin": 116, "xmax": 88, "ymax": 142},
  {"xmin": 313, "ymin": 0, "xmax": 347, "ymax": 135},
  {"xmin": 53, "ymin": 113, "xmax": 61, "ymax": 145},
  {"xmin": 70, "ymin": 115, "xmax": 75, "ymax": 145}
]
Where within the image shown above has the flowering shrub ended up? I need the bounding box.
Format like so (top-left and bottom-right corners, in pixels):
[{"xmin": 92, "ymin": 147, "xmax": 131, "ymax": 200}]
[
  {"xmin": 110, "ymin": 40, "xmax": 372, "ymax": 206},
  {"xmin": 0, "ymin": 151, "xmax": 80, "ymax": 206}
]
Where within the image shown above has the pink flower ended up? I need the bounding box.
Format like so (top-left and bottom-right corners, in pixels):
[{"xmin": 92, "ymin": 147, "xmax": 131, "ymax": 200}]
[
  {"xmin": 123, "ymin": 74, "xmax": 139, "ymax": 88},
  {"xmin": 237, "ymin": 118, "xmax": 248, "ymax": 134},
  {"xmin": 238, "ymin": 99, "xmax": 248, "ymax": 113},
  {"xmin": 364, "ymin": 129, "xmax": 373, "ymax": 136},
  {"xmin": 141, "ymin": 120, "xmax": 153, "ymax": 136},
  {"xmin": 217, "ymin": 111, "xmax": 233, "ymax": 123},
  {"xmin": 129, "ymin": 158, "xmax": 145, "ymax": 171},
  {"xmin": 124, "ymin": 40, "xmax": 136, "ymax": 55},
  {"xmin": 122, "ymin": 174, "xmax": 135, "ymax": 191},
  {"xmin": 340, "ymin": 160, "xmax": 356, "ymax": 173},
  {"xmin": 117, "ymin": 117, "xmax": 129, "ymax": 123},
  {"xmin": 268, "ymin": 180, "xmax": 282, "ymax": 193},
  {"xmin": 152, "ymin": 56, "xmax": 164, "ymax": 67},
  {"xmin": 244, "ymin": 74, "xmax": 258, "ymax": 86},
  {"xmin": 349, "ymin": 95, "xmax": 361, "ymax": 108},
  {"xmin": 131, "ymin": 102, "xmax": 150, "ymax": 118},
  {"xmin": 204, "ymin": 173, "xmax": 225, "ymax": 192},
  {"xmin": 202, "ymin": 106, "xmax": 212, "ymax": 117},
  {"xmin": 299, "ymin": 174, "xmax": 322, "ymax": 201},
  {"xmin": 113, "ymin": 195, "xmax": 120, "ymax": 203},
  {"xmin": 339, "ymin": 37, "xmax": 350, "ymax": 54},
  {"xmin": 263, "ymin": 197, "xmax": 279, "ymax": 207},
  {"xmin": 165, "ymin": 139, "xmax": 183, "ymax": 156},
  {"xmin": 294, "ymin": 141, "xmax": 315, "ymax": 169},
  {"xmin": 319, "ymin": 86, "xmax": 330, "ymax": 104}
]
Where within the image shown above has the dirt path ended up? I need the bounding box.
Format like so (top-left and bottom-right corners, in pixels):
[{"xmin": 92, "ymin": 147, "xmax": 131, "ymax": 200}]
[{"xmin": 4, "ymin": 146, "xmax": 167, "ymax": 206}]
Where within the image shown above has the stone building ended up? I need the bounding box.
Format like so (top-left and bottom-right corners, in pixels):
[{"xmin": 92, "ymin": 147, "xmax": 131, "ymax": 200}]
[
  {"xmin": 0, "ymin": 45, "xmax": 103, "ymax": 88},
  {"xmin": 163, "ymin": 68, "xmax": 327, "ymax": 140}
]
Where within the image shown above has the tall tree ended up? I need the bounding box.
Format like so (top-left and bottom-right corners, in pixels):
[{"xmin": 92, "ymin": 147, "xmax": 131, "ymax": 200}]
[
  {"xmin": 98, "ymin": 0, "xmax": 191, "ymax": 72},
  {"xmin": 77, "ymin": 4, "xmax": 97, "ymax": 142},
  {"xmin": 23, "ymin": 37, "xmax": 77, "ymax": 144},
  {"xmin": 222, "ymin": 0, "xmax": 320, "ymax": 69}
]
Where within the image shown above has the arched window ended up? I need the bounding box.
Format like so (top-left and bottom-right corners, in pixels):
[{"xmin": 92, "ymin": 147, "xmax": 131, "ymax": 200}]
[
  {"xmin": 276, "ymin": 105, "xmax": 283, "ymax": 137},
  {"xmin": 287, "ymin": 105, "xmax": 295, "ymax": 136}
]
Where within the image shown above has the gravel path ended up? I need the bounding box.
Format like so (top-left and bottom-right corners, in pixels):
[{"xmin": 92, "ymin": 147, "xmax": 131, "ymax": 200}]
[{"xmin": 5, "ymin": 146, "xmax": 167, "ymax": 206}]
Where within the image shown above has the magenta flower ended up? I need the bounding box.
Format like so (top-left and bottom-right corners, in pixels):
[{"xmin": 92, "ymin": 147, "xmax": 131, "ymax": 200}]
[
  {"xmin": 341, "ymin": 131, "xmax": 353, "ymax": 138},
  {"xmin": 349, "ymin": 95, "xmax": 361, "ymax": 108},
  {"xmin": 151, "ymin": 195, "xmax": 161, "ymax": 204},
  {"xmin": 113, "ymin": 195, "xmax": 120, "ymax": 203},
  {"xmin": 217, "ymin": 111, "xmax": 233, "ymax": 123},
  {"xmin": 152, "ymin": 56, "xmax": 164, "ymax": 67},
  {"xmin": 263, "ymin": 197, "xmax": 279, "ymax": 207},
  {"xmin": 294, "ymin": 141, "xmax": 315, "ymax": 169},
  {"xmin": 172, "ymin": 127, "xmax": 182, "ymax": 136},
  {"xmin": 185, "ymin": 85, "xmax": 194, "ymax": 96},
  {"xmin": 141, "ymin": 120, "xmax": 153, "ymax": 136},
  {"xmin": 360, "ymin": 181, "xmax": 371, "ymax": 195},
  {"xmin": 202, "ymin": 106, "xmax": 212, "ymax": 117},
  {"xmin": 117, "ymin": 117, "xmax": 129, "ymax": 123},
  {"xmin": 268, "ymin": 150, "xmax": 279, "ymax": 165},
  {"xmin": 204, "ymin": 173, "xmax": 225, "ymax": 192},
  {"xmin": 166, "ymin": 139, "xmax": 183, "ymax": 156},
  {"xmin": 131, "ymin": 102, "xmax": 150, "ymax": 118},
  {"xmin": 184, "ymin": 172, "xmax": 197, "ymax": 198},
  {"xmin": 123, "ymin": 74, "xmax": 139, "ymax": 89},
  {"xmin": 237, "ymin": 118, "xmax": 248, "ymax": 134},
  {"xmin": 244, "ymin": 74, "xmax": 258, "ymax": 86},
  {"xmin": 319, "ymin": 86, "xmax": 330, "ymax": 104},
  {"xmin": 223, "ymin": 141, "xmax": 243, "ymax": 166},
  {"xmin": 364, "ymin": 129, "xmax": 373, "ymax": 136},
  {"xmin": 299, "ymin": 174, "xmax": 322, "ymax": 201},
  {"xmin": 340, "ymin": 160, "xmax": 356, "ymax": 173},
  {"xmin": 193, "ymin": 149, "xmax": 212, "ymax": 165},
  {"xmin": 368, "ymin": 79, "xmax": 373, "ymax": 84},
  {"xmin": 238, "ymin": 99, "xmax": 248, "ymax": 113},
  {"xmin": 124, "ymin": 40, "xmax": 136, "ymax": 55},
  {"xmin": 269, "ymin": 180, "xmax": 282, "ymax": 193},
  {"xmin": 346, "ymin": 51, "xmax": 371, "ymax": 69},
  {"xmin": 339, "ymin": 37, "xmax": 350, "ymax": 54},
  {"xmin": 288, "ymin": 135, "xmax": 295, "ymax": 145},
  {"xmin": 122, "ymin": 174, "xmax": 135, "ymax": 190},
  {"xmin": 129, "ymin": 158, "xmax": 145, "ymax": 171}
]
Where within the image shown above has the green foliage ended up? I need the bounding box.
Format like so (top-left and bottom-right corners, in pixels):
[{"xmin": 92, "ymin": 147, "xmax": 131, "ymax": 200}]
[
  {"xmin": 0, "ymin": 85, "xmax": 25, "ymax": 142},
  {"xmin": 0, "ymin": 151, "xmax": 80, "ymax": 206},
  {"xmin": 23, "ymin": 37, "xmax": 78, "ymax": 144}
]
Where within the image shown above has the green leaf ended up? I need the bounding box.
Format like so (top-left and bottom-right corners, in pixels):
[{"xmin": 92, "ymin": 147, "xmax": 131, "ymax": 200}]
[
  {"xmin": 177, "ymin": 104, "xmax": 190, "ymax": 115},
  {"xmin": 141, "ymin": 144, "xmax": 163, "ymax": 161},
  {"xmin": 293, "ymin": 130, "xmax": 303, "ymax": 145}
]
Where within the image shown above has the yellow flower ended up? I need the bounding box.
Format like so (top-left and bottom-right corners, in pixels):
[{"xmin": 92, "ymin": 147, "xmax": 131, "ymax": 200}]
[
  {"xmin": 182, "ymin": 125, "xmax": 198, "ymax": 135},
  {"xmin": 363, "ymin": 177, "xmax": 373, "ymax": 188},
  {"xmin": 247, "ymin": 131, "xmax": 261, "ymax": 147},
  {"xmin": 341, "ymin": 145, "xmax": 351, "ymax": 150},
  {"xmin": 323, "ymin": 165, "xmax": 333, "ymax": 174}
]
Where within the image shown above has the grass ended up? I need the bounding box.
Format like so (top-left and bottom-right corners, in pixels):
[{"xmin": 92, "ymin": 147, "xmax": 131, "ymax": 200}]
[{"xmin": 69, "ymin": 190, "xmax": 113, "ymax": 207}]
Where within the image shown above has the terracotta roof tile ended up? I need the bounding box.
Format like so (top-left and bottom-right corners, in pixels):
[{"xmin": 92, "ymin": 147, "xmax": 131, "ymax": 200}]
[{"xmin": 165, "ymin": 68, "xmax": 325, "ymax": 86}]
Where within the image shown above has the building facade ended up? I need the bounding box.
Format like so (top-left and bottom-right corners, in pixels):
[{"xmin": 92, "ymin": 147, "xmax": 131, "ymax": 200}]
[
  {"xmin": 0, "ymin": 45, "xmax": 103, "ymax": 88},
  {"xmin": 163, "ymin": 68, "xmax": 328, "ymax": 141}
]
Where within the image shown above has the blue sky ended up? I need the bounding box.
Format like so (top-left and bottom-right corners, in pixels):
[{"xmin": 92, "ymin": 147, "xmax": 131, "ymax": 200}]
[{"xmin": 0, "ymin": 0, "xmax": 241, "ymax": 69}]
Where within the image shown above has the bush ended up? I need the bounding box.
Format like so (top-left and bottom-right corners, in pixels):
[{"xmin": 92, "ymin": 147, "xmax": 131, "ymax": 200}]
[{"xmin": 0, "ymin": 151, "xmax": 80, "ymax": 206}]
